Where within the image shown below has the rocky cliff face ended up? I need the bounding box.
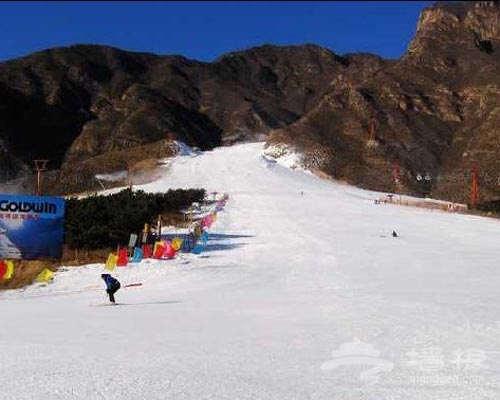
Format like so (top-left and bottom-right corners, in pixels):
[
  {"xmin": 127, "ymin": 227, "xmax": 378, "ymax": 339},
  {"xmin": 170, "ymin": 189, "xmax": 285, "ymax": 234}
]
[
  {"xmin": 2, "ymin": 1, "xmax": 500, "ymax": 202},
  {"xmin": 269, "ymin": 1, "xmax": 500, "ymax": 204},
  {"xmin": 0, "ymin": 44, "xmax": 346, "ymax": 194}
]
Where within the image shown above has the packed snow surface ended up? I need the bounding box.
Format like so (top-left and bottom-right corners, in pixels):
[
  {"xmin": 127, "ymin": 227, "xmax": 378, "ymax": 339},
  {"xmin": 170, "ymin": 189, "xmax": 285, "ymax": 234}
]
[{"xmin": 1, "ymin": 142, "xmax": 499, "ymax": 400}]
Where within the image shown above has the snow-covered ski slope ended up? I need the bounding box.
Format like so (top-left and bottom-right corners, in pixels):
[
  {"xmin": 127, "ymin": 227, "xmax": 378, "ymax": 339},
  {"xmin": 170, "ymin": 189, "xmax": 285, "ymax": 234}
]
[{"xmin": 1, "ymin": 142, "xmax": 499, "ymax": 400}]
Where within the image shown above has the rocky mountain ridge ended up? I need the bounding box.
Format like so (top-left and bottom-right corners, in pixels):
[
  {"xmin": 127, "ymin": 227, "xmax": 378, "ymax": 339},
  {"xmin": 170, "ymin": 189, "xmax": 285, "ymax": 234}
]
[{"xmin": 1, "ymin": 1, "xmax": 500, "ymax": 203}]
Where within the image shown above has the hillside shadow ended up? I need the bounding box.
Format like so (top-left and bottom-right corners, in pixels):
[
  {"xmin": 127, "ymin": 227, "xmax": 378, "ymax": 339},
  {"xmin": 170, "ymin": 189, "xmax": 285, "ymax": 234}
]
[{"xmin": 203, "ymin": 243, "xmax": 248, "ymax": 252}]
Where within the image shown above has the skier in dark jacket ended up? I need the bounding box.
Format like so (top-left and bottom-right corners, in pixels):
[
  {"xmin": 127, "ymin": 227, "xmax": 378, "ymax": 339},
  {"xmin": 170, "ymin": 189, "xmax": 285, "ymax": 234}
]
[{"xmin": 101, "ymin": 274, "xmax": 121, "ymax": 303}]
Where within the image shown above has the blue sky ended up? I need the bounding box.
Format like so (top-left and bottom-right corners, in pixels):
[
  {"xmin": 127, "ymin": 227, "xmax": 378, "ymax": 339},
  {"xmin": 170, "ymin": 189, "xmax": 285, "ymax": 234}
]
[{"xmin": 0, "ymin": 1, "xmax": 433, "ymax": 62}]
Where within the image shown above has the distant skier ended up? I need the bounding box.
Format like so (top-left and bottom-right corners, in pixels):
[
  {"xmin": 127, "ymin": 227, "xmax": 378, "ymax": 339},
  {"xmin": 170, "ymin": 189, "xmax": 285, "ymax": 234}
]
[
  {"xmin": 392, "ymin": 230, "xmax": 398, "ymax": 237},
  {"xmin": 101, "ymin": 273, "xmax": 121, "ymax": 303}
]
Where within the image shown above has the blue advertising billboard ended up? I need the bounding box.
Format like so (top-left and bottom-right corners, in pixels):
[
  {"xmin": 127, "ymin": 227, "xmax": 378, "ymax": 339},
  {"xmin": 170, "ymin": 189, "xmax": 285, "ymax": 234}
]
[{"xmin": 0, "ymin": 194, "xmax": 65, "ymax": 260}]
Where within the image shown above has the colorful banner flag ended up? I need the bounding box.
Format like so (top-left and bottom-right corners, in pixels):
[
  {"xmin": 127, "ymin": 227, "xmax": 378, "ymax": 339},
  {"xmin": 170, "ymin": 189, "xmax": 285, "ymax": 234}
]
[
  {"xmin": 117, "ymin": 248, "xmax": 128, "ymax": 267},
  {"xmin": 201, "ymin": 215, "xmax": 212, "ymax": 229},
  {"xmin": 153, "ymin": 242, "xmax": 164, "ymax": 259},
  {"xmin": 200, "ymin": 231, "xmax": 209, "ymax": 245},
  {"xmin": 131, "ymin": 247, "xmax": 143, "ymax": 263},
  {"xmin": 0, "ymin": 194, "xmax": 65, "ymax": 260},
  {"xmin": 0, "ymin": 260, "xmax": 6, "ymax": 279},
  {"xmin": 171, "ymin": 237, "xmax": 183, "ymax": 251},
  {"xmin": 191, "ymin": 243, "xmax": 205, "ymax": 255},
  {"xmin": 35, "ymin": 268, "xmax": 54, "ymax": 283},
  {"xmin": 128, "ymin": 233, "xmax": 138, "ymax": 248},
  {"xmin": 142, "ymin": 244, "xmax": 152, "ymax": 259},
  {"xmin": 3, "ymin": 260, "xmax": 14, "ymax": 279},
  {"xmin": 161, "ymin": 241, "xmax": 176, "ymax": 259},
  {"xmin": 105, "ymin": 253, "xmax": 117, "ymax": 271}
]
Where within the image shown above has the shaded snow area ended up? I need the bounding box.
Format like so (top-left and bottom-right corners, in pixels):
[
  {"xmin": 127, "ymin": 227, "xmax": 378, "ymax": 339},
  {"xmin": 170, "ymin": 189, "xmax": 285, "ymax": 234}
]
[
  {"xmin": 1, "ymin": 142, "xmax": 500, "ymax": 399},
  {"xmin": 173, "ymin": 140, "xmax": 201, "ymax": 157}
]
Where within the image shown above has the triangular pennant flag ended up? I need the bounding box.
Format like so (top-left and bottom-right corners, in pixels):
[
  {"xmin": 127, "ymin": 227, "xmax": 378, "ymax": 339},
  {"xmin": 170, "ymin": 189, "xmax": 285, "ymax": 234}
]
[{"xmin": 35, "ymin": 268, "xmax": 54, "ymax": 283}]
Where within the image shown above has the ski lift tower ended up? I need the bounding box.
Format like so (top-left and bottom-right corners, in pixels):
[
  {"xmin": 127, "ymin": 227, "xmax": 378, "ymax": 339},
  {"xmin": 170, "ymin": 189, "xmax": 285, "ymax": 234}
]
[
  {"xmin": 127, "ymin": 162, "xmax": 134, "ymax": 190},
  {"xmin": 366, "ymin": 115, "xmax": 379, "ymax": 148},
  {"xmin": 33, "ymin": 159, "xmax": 49, "ymax": 196},
  {"xmin": 470, "ymin": 165, "xmax": 480, "ymax": 208}
]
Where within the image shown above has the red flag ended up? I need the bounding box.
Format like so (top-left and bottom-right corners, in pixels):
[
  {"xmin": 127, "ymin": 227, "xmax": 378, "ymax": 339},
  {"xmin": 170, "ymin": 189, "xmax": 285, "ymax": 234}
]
[
  {"xmin": 142, "ymin": 244, "xmax": 152, "ymax": 259},
  {"xmin": 153, "ymin": 244, "xmax": 164, "ymax": 259},
  {"xmin": 117, "ymin": 248, "xmax": 128, "ymax": 267},
  {"xmin": 470, "ymin": 167, "xmax": 480, "ymax": 207},
  {"xmin": 0, "ymin": 260, "xmax": 6, "ymax": 279}
]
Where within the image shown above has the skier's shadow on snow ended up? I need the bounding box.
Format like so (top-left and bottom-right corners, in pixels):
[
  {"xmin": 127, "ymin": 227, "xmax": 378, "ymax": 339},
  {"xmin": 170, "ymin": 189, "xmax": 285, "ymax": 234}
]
[{"xmin": 117, "ymin": 300, "xmax": 182, "ymax": 307}]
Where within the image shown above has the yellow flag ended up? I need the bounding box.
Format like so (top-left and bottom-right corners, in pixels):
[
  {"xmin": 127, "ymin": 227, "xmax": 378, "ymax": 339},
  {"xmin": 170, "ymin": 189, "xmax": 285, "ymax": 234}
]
[
  {"xmin": 35, "ymin": 268, "xmax": 54, "ymax": 283},
  {"xmin": 105, "ymin": 253, "xmax": 117, "ymax": 271},
  {"xmin": 3, "ymin": 260, "xmax": 13, "ymax": 280},
  {"xmin": 171, "ymin": 237, "xmax": 183, "ymax": 251},
  {"xmin": 211, "ymin": 212, "xmax": 217, "ymax": 222}
]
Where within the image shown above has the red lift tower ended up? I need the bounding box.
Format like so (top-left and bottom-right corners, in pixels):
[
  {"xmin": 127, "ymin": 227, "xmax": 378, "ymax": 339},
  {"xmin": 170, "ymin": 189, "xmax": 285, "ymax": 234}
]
[
  {"xmin": 470, "ymin": 166, "xmax": 480, "ymax": 208},
  {"xmin": 368, "ymin": 115, "xmax": 378, "ymax": 142}
]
